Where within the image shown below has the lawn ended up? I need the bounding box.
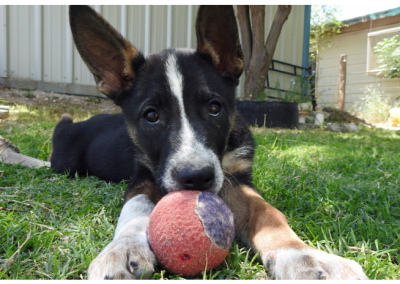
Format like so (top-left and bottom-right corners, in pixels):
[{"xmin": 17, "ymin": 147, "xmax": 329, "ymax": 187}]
[{"xmin": 0, "ymin": 103, "xmax": 399, "ymax": 279}]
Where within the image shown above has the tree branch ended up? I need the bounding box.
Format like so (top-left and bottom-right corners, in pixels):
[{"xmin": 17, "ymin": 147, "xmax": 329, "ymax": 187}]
[
  {"xmin": 262, "ymin": 5, "xmax": 291, "ymax": 71},
  {"xmin": 237, "ymin": 5, "xmax": 291, "ymax": 98}
]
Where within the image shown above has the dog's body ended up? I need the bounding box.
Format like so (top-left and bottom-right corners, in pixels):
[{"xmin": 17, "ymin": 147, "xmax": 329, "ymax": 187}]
[
  {"xmin": 50, "ymin": 5, "xmax": 368, "ymax": 280},
  {"xmin": 51, "ymin": 113, "xmax": 135, "ymax": 183}
]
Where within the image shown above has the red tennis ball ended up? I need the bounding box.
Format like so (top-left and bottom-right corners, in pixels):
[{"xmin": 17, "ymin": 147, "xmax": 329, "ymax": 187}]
[{"xmin": 148, "ymin": 190, "xmax": 234, "ymax": 276}]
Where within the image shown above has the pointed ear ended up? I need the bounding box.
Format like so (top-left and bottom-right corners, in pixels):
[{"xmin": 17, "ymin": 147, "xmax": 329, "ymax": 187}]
[
  {"xmin": 69, "ymin": 5, "xmax": 144, "ymax": 101},
  {"xmin": 196, "ymin": 6, "xmax": 244, "ymax": 80}
]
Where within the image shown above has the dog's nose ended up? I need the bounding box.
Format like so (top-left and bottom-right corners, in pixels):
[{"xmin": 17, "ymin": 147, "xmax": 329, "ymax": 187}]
[{"xmin": 176, "ymin": 166, "xmax": 215, "ymax": 191}]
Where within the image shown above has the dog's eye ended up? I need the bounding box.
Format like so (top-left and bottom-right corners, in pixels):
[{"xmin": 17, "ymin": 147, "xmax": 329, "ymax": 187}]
[
  {"xmin": 144, "ymin": 110, "xmax": 159, "ymax": 124},
  {"xmin": 209, "ymin": 102, "xmax": 221, "ymax": 116}
]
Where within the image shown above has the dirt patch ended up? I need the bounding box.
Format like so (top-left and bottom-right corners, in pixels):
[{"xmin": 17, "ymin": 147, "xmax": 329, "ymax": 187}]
[
  {"xmin": 322, "ymin": 107, "xmax": 368, "ymax": 125},
  {"xmin": 0, "ymin": 88, "xmax": 120, "ymax": 114}
]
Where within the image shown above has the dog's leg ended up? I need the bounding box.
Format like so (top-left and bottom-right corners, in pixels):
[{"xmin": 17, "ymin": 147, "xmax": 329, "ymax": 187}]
[
  {"xmin": 88, "ymin": 180, "xmax": 161, "ymax": 280},
  {"xmin": 0, "ymin": 135, "xmax": 50, "ymax": 168},
  {"xmin": 221, "ymin": 184, "xmax": 368, "ymax": 280}
]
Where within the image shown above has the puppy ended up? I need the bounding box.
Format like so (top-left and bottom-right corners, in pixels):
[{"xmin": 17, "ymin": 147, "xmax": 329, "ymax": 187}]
[{"xmin": 51, "ymin": 5, "xmax": 368, "ymax": 280}]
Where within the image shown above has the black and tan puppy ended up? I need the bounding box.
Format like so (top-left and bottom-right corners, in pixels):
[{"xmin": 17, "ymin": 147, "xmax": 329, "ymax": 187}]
[{"xmin": 50, "ymin": 5, "xmax": 368, "ymax": 280}]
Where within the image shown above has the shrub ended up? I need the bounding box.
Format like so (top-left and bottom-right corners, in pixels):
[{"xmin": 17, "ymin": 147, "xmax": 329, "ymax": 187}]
[
  {"xmin": 358, "ymin": 86, "xmax": 400, "ymax": 123},
  {"xmin": 373, "ymin": 35, "xmax": 400, "ymax": 79}
]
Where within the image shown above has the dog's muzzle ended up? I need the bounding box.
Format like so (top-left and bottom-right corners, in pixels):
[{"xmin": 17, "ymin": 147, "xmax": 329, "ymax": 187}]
[{"xmin": 173, "ymin": 165, "xmax": 215, "ymax": 191}]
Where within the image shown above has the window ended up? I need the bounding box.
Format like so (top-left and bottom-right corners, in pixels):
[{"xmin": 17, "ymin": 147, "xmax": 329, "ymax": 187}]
[{"xmin": 366, "ymin": 26, "xmax": 400, "ymax": 76}]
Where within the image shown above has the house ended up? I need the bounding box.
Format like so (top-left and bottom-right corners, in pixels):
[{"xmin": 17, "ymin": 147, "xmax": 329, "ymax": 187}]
[
  {"xmin": 0, "ymin": 5, "xmax": 311, "ymax": 98},
  {"xmin": 317, "ymin": 7, "xmax": 400, "ymax": 110}
]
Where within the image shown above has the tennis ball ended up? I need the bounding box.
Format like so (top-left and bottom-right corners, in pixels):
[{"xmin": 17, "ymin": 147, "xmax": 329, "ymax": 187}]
[{"xmin": 148, "ymin": 190, "xmax": 234, "ymax": 276}]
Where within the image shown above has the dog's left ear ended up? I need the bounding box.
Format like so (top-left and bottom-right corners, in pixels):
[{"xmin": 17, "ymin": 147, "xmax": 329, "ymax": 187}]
[
  {"xmin": 69, "ymin": 5, "xmax": 145, "ymax": 102},
  {"xmin": 196, "ymin": 6, "xmax": 244, "ymax": 81}
]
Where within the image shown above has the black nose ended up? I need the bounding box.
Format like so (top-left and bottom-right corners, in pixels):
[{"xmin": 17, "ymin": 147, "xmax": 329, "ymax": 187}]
[{"xmin": 176, "ymin": 166, "xmax": 215, "ymax": 191}]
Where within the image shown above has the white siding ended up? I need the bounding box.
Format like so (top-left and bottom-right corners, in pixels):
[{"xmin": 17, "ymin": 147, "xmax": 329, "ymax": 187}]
[
  {"xmin": 0, "ymin": 5, "xmax": 8, "ymax": 77},
  {"xmin": 1, "ymin": 5, "xmax": 306, "ymax": 97},
  {"xmin": 43, "ymin": 6, "xmax": 67, "ymax": 84},
  {"xmin": 317, "ymin": 22, "xmax": 400, "ymax": 110}
]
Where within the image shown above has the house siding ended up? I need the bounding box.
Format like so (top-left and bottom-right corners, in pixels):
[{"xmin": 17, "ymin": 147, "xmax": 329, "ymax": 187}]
[
  {"xmin": 1, "ymin": 5, "xmax": 306, "ymax": 97},
  {"xmin": 317, "ymin": 22, "xmax": 400, "ymax": 110}
]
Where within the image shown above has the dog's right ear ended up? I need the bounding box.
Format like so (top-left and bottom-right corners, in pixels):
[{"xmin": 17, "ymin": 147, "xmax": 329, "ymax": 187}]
[
  {"xmin": 69, "ymin": 5, "xmax": 144, "ymax": 102},
  {"xmin": 196, "ymin": 6, "xmax": 244, "ymax": 81}
]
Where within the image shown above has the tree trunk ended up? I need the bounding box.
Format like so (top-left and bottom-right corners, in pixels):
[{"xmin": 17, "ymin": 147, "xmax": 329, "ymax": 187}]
[
  {"xmin": 244, "ymin": 6, "xmax": 266, "ymax": 99},
  {"xmin": 237, "ymin": 6, "xmax": 252, "ymax": 73},
  {"xmin": 238, "ymin": 5, "xmax": 291, "ymax": 99}
]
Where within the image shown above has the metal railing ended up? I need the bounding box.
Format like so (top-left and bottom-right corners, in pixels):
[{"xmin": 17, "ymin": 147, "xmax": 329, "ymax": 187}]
[{"xmin": 265, "ymin": 59, "xmax": 316, "ymax": 109}]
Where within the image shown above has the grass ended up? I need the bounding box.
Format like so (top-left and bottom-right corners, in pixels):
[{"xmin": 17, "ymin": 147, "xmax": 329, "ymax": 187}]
[
  {"xmin": 252, "ymin": 127, "xmax": 400, "ymax": 279},
  {"xmin": 1, "ymin": 103, "xmax": 399, "ymax": 279}
]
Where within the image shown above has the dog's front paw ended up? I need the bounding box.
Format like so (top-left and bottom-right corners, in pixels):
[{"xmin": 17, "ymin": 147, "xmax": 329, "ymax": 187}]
[
  {"xmin": 263, "ymin": 248, "xmax": 368, "ymax": 280},
  {"xmin": 88, "ymin": 235, "xmax": 156, "ymax": 280}
]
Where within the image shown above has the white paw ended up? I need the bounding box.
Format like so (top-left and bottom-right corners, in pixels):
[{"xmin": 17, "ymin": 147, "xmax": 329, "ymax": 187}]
[
  {"xmin": 88, "ymin": 235, "xmax": 156, "ymax": 279},
  {"xmin": 263, "ymin": 248, "xmax": 368, "ymax": 280},
  {"xmin": 88, "ymin": 194, "xmax": 156, "ymax": 279}
]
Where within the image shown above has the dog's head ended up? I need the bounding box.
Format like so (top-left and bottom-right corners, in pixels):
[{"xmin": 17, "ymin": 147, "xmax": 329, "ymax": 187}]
[{"xmin": 69, "ymin": 5, "xmax": 244, "ymax": 194}]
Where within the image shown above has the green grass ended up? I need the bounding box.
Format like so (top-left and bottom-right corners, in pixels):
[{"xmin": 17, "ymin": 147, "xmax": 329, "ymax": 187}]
[
  {"xmin": 1, "ymin": 105, "xmax": 399, "ymax": 279},
  {"xmin": 252, "ymin": 127, "xmax": 400, "ymax": 279}
]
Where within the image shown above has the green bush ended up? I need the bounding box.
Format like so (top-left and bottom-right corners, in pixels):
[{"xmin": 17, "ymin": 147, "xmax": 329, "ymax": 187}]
[
  {"xmin": 359, "ymin": 86, "xmax": 400, "ymax": 123},
  {"xmin": 373, "ymin": 35, "xmax": 400, "ymax": 79}
]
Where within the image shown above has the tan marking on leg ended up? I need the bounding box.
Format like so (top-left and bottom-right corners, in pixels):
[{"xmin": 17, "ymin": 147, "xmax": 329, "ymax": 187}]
[
  {"xmin": 124, "ymin": 180, "xmax": 162, "ymax": 205},
  {"xmin": 220, "ymin": 184, "xmax": 308, "ymax": 253}
]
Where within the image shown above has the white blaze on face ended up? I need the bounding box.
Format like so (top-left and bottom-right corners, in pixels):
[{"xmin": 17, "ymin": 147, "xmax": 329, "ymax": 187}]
[{"xmin": 162, "ymin": 54, "xmax": 224, "ymax": 193}]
